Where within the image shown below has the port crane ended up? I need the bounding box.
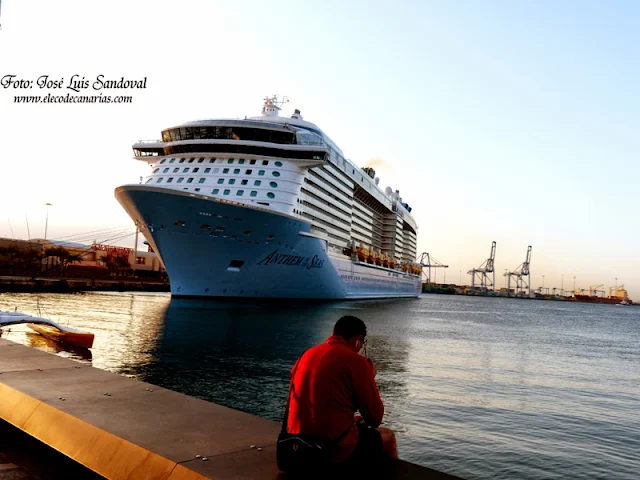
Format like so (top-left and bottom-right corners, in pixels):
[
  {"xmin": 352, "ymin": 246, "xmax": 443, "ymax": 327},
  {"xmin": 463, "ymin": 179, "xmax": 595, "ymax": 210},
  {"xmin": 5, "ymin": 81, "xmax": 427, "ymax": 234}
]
[
  {"xmin": 417, "ymin": 252, "xmax": 449, "ymax": 284},
  {"xmin": 468, "ymin": 241, "xmax": 496, "ymax": 292},
  {"xmin": 504, "ymin": 245, "xmax": 532, "ymax": 297},
  {"xmin": 589, "ymin": 285, "xmax": 605, "ymax": 297}
]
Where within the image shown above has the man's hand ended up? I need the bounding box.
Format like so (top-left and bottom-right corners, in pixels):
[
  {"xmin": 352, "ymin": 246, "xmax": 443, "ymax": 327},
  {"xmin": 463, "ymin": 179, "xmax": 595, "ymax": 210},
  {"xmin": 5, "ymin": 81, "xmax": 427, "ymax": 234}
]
[{"xmin": 366, "ymin": 357, "xmax": 377, "ymax": 377}]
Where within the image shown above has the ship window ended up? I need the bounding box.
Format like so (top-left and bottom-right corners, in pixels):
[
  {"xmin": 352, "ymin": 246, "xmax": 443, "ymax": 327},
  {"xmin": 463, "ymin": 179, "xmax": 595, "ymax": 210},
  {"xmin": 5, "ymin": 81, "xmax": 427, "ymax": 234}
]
[
  {"xmin": 272, "ymin": 171, "xmax": 280, "ymax": 177},
  {"xmin": 270, "ymin": 182, "xmax": 278, "ymax": 188},
  {"xmin": 195, "ymin": 188, "xmax": 200, "ymax": 192},
  {"xmin": 258, "ymin": 202, "xmax": 269, "ymax": 206},
  {"xmin": 250, "ymin": 159, "xmax": 256, "ymax": 165},
  {"xmin": 153, "ymin": 168, "xmax": 159, "ymax": 173},
  {"xmin": 187, "ymin": 178, "xmax": 194, "ymax": 183},
  {"xmin": 145, "ymin": 178, "xmax": 153, "ymax": 184},
  {"xmin": 241, "ymin": 179, "xmax": 248, "ymax": 185},
  {"xmin": 177, "ymin": 178, "xmax": 184, "ymax": 183},
  {"xmin": 258, "ymin": 170, "xmax": 265, "ymax": 176},
  {"xmin": 169, "ymin": 159, "xmax": 175, "ymax": 163},
  {"xmin": 188, "ymin": 158, "xmax": 194, "ymax": 163},
  {"xmin": 239, "ymin": 159, "xmax": 245, "ymax": 164},
  {"xmin": 174, "ymin": 220, "xmax": 185, "ymax": 226},
  {"xmin": 223, "ymin": 168, "xmax": 229, "ymax": 173},
  {"xmin": 223, "ymin": 189, "xmax": 230, "ymax": 195},
  {"xmin": 267, "ymin": 192, "xmax": 275, "ymax": 199},
  {"xmin": 229, "ymin": 179, "xmax": 236, "ymax": 185},
  {"xmin": 193, "ymin": 168, "xmax": 199, "ymax": 173},
  {"xmin": 234, "ymin": 168, "xmax": 240, "ymax": 174},
  {"xmin": 173, "ymin": 168, "xmax": 179, "ymax": 173},
  {"xmin": 262, "ymin": 160, "xmax": 269, "ymax": 165},
  {"xmin": 209, "ymin": 158, "xmax": 215, "ymax": 163},
  {"xmin": 198, "ymin": 158, "xmax": 204, "ymax": 163},
  {"xmin": 179, "ymin": 159, "xmax": 185, "ymax": 163},
  {"xmin": 254, "ymin": 180, "xmax": 261, "ymax": 186},
  {"xmin": 198, "ymin": 178, "xmax": 205, "ymax": 184},
  {"xmin": 213, "ymin": 168, "xmax": 220, "ymax": 173},
  {"xmin": 246, "ymin": 169, "xmax": 252, "ymax": 174},
  {"xmin": 183, "ymin": 168, "xmax": 189, "ymax": 173},
  {"xmin": 200, "ymin": 224, "xmax": 211, "ymax": 230},
  {"xmin": 250, "ymin": 191, "xmax": 257, "ymax": 197},
  {"xmin": 227, "ymin": 159, "xmax": 234, "ymax": 164},
  {"xmin": 167, "ymin": 178, "xmax": 174, "ymax": 183},
  {"xmin": 237, "ymin": 190, "xmax": 244, "ymax": 196},
  {"xmin": 160, "ymin": 159, "xmax": 166, "ymax": 164},
  {"xmin": 163, "ymin": 168, "xmax": 169, "ymax": 173},
  {"xmin": 204, "ymin": 167, "xmax": 211, "ymax": 173},
  {"xmin": 217, "ymin": 179, "xmax": 224, "ymax": 184},
  {"xmin": 157, "ymin": 178, "xmax": 164, "ymax": 183},
  {"xmin": 275, "ymin": 161, "xmax": 283, "ymax": 167}
]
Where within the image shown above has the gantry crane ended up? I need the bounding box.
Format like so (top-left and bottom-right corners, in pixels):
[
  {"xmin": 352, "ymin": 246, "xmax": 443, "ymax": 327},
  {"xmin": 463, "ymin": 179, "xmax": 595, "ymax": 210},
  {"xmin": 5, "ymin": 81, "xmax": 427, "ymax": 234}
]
[
  {"xmin": 467, "ymin": 241, "xmax": 496, "ymax": 292},
  {"xmin": 504, "ymin": 245, "xmax": 532, "ymax": 297},
  {"xmin": 589, "ymin": 285, "xmax": 605, "ymax": 297},
  {"xmin": 417, "ymin": 252, "xmax": 449, "ymax": 284}
]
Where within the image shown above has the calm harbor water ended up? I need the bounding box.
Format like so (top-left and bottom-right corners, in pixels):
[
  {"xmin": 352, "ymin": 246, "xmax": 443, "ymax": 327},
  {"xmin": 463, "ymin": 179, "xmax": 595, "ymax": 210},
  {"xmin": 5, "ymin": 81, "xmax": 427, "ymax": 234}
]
[{"xmin": 1, "ymin": 292, "xmax": 638, "ymax": 479}]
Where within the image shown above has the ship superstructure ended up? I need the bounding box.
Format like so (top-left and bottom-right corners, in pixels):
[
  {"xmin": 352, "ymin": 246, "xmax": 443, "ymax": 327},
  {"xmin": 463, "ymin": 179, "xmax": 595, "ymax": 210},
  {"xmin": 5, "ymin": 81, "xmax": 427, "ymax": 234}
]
[{"xmin": 116, "ymin": 96, "xmax": 421, "ymax": 299}]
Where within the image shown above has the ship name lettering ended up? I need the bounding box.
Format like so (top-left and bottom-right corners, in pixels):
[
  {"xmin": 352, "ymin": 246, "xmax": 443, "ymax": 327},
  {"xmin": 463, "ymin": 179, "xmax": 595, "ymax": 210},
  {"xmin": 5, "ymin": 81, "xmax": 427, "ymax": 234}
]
[{"xmin": 257, "ymin": 249, "xmax": 322, "ymax": 269}]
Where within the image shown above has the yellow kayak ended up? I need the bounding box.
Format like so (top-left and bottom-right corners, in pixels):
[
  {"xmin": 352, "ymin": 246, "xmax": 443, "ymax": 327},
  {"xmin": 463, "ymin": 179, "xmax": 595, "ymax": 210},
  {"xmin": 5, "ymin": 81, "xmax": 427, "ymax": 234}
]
[{"xmin": 28, "ymin": 323, "xmax": 95, "ymax": 349}]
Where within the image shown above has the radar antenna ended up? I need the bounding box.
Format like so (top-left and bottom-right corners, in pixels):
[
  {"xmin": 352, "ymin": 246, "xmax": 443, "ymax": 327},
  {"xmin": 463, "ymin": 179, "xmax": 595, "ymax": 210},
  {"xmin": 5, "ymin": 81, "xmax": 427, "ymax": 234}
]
[{"xmin": 263, "ymin": 95, "xmax": 290, "ymax": 109}]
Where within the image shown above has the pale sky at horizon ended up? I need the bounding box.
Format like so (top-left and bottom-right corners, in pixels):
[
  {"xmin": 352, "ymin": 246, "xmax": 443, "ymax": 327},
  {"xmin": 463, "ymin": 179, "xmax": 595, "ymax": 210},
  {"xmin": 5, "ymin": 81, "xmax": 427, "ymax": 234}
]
[{"xmin": 0, "ymin": 0, "xmax": 638, "ymax": 298}]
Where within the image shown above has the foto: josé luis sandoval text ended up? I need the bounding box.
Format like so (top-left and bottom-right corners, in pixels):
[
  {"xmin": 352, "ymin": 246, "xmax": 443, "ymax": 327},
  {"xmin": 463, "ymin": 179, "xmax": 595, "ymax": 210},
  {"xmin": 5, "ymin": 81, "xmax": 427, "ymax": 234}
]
[{"xmin": 0, "ymin": 74, "xmax": 147, "ymax": 92}]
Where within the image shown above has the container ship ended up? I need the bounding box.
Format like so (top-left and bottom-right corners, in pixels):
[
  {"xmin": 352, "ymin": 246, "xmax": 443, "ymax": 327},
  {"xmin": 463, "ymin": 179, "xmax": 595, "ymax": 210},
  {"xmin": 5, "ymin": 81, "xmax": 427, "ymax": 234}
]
[
  {"xmin": 115, "ymin": 96, "xmax": 422, "ymax": 299},
  {"xmin": 574, "ymin": 286, "xmax": 632, "ymax": 305}
]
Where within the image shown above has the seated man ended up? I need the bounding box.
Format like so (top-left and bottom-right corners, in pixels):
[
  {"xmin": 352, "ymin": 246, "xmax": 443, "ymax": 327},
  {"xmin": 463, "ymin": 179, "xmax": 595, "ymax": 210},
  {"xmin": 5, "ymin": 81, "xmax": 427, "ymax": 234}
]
[{"xmin": 286, "ymin": 315, "xmax": 398, "ymax": 465}]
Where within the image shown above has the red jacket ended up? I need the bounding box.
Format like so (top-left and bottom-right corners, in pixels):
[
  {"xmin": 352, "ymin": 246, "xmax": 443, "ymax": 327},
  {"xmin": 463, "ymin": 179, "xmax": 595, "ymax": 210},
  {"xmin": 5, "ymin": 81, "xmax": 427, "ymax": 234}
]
[{"xmin": 287, "ymin": 335, "xmax": 384, "ymax": 462}]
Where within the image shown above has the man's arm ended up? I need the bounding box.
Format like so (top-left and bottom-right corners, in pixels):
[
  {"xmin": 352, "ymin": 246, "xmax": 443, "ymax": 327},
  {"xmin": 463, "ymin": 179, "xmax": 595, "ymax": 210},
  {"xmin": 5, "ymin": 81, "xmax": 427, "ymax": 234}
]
[{"xmin": 352, "ymin": 356, "xmax": 384, "ymax": 427}]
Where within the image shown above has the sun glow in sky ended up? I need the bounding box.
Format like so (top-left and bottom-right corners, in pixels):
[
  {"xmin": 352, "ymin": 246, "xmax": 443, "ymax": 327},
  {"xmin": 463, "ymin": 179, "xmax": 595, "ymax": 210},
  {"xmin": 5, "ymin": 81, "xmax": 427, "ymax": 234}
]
[{"xmin": 0, "ymin": 0, "xmax": 638, "ymax": 297}]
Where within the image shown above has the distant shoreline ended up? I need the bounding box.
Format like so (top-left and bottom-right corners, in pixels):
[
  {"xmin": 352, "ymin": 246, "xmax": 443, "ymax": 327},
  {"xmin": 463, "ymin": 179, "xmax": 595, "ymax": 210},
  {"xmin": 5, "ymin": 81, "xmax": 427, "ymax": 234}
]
[{"xmin": 0, "ymin": 275, "xmax": 170, "ymax": 294}]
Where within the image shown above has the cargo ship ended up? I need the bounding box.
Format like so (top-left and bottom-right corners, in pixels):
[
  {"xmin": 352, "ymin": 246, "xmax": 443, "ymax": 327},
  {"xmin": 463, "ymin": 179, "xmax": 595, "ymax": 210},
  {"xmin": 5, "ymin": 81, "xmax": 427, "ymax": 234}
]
[{"xmin": 574, "ymin": 285, "xmax": 632, "ymax": 305}]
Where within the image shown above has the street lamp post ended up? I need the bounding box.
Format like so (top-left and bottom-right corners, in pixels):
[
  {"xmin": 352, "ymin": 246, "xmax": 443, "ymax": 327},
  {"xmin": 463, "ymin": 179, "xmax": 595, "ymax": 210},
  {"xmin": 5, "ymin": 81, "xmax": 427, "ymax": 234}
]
[
  {"xmin": 44, "ymin": 203, "xmax": 52, "ymax": 241},
  {"xmin": 561, "ymin": 274, "xmax": 564, "ymax": 296}
]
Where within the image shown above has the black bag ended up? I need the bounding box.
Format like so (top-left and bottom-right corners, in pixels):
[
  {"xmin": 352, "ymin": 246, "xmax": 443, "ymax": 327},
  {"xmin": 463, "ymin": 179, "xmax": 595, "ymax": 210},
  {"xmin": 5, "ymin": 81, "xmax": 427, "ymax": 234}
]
[{"xmin": 276, "ymin": 352, "xmax": 351, "ymax": 473}]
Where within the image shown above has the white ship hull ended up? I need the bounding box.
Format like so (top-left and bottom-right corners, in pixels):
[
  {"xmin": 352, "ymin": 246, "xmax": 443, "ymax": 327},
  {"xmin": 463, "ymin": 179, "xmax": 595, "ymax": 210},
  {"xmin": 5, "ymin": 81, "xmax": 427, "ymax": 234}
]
[{"xmin": 116, "ymin": 186, "xmax": 421, "ymax": 299}]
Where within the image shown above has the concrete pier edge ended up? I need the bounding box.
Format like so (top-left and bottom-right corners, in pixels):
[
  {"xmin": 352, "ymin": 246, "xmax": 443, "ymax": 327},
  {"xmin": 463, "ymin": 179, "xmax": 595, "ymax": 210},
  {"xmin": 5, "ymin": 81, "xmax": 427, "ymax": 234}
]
[{"xmin": 0, "ymin": 338, "xmax": 462, "ymax": 479}]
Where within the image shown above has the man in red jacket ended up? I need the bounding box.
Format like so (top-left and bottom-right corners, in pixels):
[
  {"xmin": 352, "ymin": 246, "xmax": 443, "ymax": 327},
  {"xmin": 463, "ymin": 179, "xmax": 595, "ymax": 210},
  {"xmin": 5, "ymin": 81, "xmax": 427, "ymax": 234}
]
[{"xmin": 287, "ymin": 315, "xmax": 398, "ymax": 464}]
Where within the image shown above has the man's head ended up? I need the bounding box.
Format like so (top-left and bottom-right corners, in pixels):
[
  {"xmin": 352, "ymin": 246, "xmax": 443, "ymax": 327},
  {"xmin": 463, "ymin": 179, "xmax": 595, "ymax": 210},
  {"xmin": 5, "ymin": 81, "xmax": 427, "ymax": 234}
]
[{"xmin": 333, "ymin": 315, "xmax": 367, "ymax": 353}]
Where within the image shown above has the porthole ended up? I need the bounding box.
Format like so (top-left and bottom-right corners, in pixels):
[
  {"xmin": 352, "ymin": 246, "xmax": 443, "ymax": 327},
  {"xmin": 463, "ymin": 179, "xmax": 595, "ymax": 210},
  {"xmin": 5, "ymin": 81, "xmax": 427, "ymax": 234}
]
[
  {"xmin": 217, "ymin": 179, "xmax": 224, "ymax": 184},
  {"xmin": 250, "ymin": 159, "xmax": 256, "ymax": 165},
  {"xmin": 241, "ymin": 179, "xmax": 248, "ymax": 185},
  {"xmin": 267, "ymin": 192, "xmax": 275, "ymax": 199},
  {"xmin": 254, "ymin": 180, "xmax": 261, "ymax": 186},
  {"xmin": 250, "ymin": 191, "xmax": 257, "ymax": 197},
  {"xmin": 212, "ymin": 188, "xmax": 219, "ymax": 194},
  {"xmin": 193, "ymin": 168, "xmax": 199, "ymax": 173},
  {"xmin": 270, "ymin": 182, "xmax": 278, "ymax": 188},
  {"xmin": 229, "ymin": 179, "xmax": 236, "ymax": 185},
  {"xmin": 233, "ymin": 169, "xmax": 240, "ymax": 174},
  {"xmin": 272, "ymin": 171, "xmax": 280, "ymax": 177},
  {"xmin": 223, "ymin": 168, "xmax": 229, "ymax": 174},
  {"xmin": 223, "ymin": 189, "xmax": 230, "ymax": 195},
  {"xmin": 275, "ymin": 161, "xmax": 283, "ymax": 167},
  {"xmin": 245, "ymin": 169, "xmax": 252, "ymax": 174},
  {"xmin": 258, "ymin": 170, "xmax": 265, "ymax": 176},
  {"xmin": 262, "ymin": 160, "xmax": 269, "ymax": 165},
  {"xmin": 239, "ymin": 159, "xmax": 245, "ymax": 164},
  {"xmin": 237, "ymin": 190, "xmax": 244, "ymax": 196},
  {"xmin": 227, "ymin": 159, "xmax": 234, "ymax": 164}
]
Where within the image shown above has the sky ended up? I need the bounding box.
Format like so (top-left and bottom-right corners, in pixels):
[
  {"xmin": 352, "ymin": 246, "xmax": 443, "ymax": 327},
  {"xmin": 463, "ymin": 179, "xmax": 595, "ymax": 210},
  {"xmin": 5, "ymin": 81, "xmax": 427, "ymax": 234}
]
[{"xmin": 0, "ymin": 0, "xmax": 638, "ymax": 298}]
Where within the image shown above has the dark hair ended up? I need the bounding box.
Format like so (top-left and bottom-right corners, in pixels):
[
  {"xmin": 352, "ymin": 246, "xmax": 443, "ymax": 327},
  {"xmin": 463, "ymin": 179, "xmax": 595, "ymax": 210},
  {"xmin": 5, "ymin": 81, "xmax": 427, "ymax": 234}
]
[{"xmin": 333, "ymin": 315, "xmax": 367, "ymax": 340}]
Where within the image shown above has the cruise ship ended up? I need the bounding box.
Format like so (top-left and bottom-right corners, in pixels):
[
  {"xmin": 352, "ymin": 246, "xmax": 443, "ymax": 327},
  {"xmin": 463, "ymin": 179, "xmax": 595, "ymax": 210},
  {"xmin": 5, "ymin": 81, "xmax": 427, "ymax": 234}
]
[{"xmin": 115, "ymin": 96, "xmax": 422, "ymax": 299}]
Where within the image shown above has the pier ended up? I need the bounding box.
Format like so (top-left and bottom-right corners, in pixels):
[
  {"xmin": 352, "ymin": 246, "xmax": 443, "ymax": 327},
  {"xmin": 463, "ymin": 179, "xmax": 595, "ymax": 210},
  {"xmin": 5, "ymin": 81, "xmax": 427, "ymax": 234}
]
[{"xmin": 0, "ymin": 338, "xmax": 461, "ymax": 479}]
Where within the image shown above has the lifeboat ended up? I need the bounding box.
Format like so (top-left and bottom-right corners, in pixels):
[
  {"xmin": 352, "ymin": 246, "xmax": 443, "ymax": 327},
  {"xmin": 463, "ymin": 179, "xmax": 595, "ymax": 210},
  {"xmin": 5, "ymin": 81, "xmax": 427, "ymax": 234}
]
[
  {"xmin": 374, "ymin": 252, "xmax": 382, "ymax": 266},
  {"xmin": 389, "ymin": 258, "xmax": 397, "ymax": 269},
  {"xmin": 357, "ymin": 247, "xmax": 366, "ymax": 262},
  {"xmin": 382, "ymin": 255, "xmax": 389, "ymax": 268},
  {"xmin": 402, "ymin": 263, "xmax": 409, "ymax": 273},
  {"xmin": 366, "ymin": 250, "xmax": 374, "ymax": 264}
]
